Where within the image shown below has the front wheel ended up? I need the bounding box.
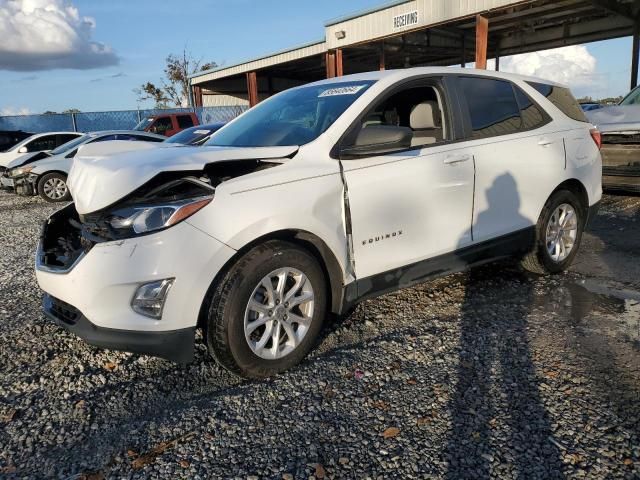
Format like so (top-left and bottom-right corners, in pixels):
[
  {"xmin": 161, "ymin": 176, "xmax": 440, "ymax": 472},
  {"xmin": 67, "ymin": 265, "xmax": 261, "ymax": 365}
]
[
  {"xmin": 37, "ymin": 172, "xmax": 71, "ymax": 202},
  {"xmin": 205, "ymin": 240, "xmax": 327, "ymax": 378},
  {"xmin": 521, "ymin": 189, "xmax": 585, "ymax": 274}
]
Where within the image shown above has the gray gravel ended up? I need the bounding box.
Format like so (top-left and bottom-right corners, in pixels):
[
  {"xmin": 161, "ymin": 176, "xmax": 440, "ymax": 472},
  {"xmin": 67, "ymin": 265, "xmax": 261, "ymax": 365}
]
[{"xmin": 0, "ymin": 190, "xmax": 639, "ymax": 479}]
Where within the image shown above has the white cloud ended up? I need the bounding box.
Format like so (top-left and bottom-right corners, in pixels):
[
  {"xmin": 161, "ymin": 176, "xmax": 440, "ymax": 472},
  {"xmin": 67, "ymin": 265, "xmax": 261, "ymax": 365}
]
[
  {"xmin": 0, "ymin": 106, "xmax": 32, "ymax": 116},
  {"xmin": 487, "ymin": 45, "xmax": 597, "ymax": 88},
  {"xmin": 0, "ymin": 0, "xmax": 118, "ymax": 71}
]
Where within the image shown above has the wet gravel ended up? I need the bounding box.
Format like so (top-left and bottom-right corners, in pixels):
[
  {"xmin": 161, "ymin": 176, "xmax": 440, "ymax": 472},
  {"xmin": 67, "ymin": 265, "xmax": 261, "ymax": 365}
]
[{"xmin": 0, "ymin": 191, "xmax": 639, "ymax": 479}]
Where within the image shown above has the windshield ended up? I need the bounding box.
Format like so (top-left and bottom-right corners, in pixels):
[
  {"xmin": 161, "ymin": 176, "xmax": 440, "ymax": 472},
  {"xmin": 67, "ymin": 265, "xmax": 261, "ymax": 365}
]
[
  {"xmin": 620, "ymin": 86, "xmax": 640, "ymax": 106},
  {"xmin": 206, "ymin": 81, "xmax": 375, "ymax": 147},
  {"xmin": 134, "ymin": 118, "xmax": 153, "ymax": 131},
  {"xmin": 165, "ymin": 124, "xmax": 223, "ymax": 145},
  {"xmin": 8, "ymin": 134, "xmax": 37, "ymax": 151},
  {"xmin": 49, "ymin": 134, "xmax": 91, "ymax": 156}
]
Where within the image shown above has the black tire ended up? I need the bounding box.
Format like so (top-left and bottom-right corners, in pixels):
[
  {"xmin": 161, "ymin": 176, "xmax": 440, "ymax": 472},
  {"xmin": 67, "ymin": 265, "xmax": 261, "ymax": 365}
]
[
  {"xmin": 37, "ymin": 172, "xmax": 71, "ymax": 202},
  {"xmin": 521, "ymin": 189, "xmax": 585, "ymax": 275},
  {"xmin": 205, "ymin": 240, "xmax": 327, "ymax": 378}
]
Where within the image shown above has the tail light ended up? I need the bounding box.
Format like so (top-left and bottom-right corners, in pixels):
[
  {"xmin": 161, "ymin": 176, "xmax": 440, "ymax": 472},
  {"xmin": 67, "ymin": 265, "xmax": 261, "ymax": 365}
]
[{"xmin": 590, "ymin": 128, "xmax": 602, "ymax": 150}]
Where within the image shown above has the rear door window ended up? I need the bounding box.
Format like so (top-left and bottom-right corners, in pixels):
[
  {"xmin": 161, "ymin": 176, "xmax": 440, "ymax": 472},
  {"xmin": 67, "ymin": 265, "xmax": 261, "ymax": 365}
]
[
  {"xmin": 459, "ymin": 77, "xmax": 522, "ymax": 139},
  {"xmin": 26, "ymin": 134, "xmax": 57, "ymax": 152},
  {"xmin": 56, "ymin": 134, "xmax": 80, "ymax": 146},
  {"xmin": 527, "ymin": 82, "xmax": 588, "ymax": 122},
  {"xmin": 177, "ymin": 115, "xmax": 194, "ymax": 128},
  {"xmin": 134, "ymin": 135, "xmax": 164, "ymax": 142}
]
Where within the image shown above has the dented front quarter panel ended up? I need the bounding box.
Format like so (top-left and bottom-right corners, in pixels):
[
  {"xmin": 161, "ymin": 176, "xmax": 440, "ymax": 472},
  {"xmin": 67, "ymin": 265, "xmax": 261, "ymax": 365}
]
[{"xmin": 186, "ymin": 150, "xmax": 352, "ymax": 284}]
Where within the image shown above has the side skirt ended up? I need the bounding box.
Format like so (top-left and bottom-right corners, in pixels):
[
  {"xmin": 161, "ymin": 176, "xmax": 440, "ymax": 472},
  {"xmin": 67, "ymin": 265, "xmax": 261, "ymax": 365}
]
[{"xmin": 340, "ymin": 227, "xmax": 535, "ymax": 313}]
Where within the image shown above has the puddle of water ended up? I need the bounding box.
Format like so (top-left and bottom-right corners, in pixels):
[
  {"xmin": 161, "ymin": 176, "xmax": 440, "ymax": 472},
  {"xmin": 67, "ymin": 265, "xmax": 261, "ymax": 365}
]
[{"xmin": 535, "ymin": 278, "xmax": 640, "ymax": 346}]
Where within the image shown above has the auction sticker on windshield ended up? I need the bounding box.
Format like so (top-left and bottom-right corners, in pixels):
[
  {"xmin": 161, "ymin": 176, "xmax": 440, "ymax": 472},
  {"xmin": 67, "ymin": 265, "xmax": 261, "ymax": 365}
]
[{"xmin": 319, "ymin": 85, "xmax": 367, "ymax": 97}]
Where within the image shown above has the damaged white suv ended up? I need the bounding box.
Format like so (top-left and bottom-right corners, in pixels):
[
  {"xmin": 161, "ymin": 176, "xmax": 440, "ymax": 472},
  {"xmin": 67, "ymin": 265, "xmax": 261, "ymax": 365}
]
[{"xmin": 36, "ymin": 68, "xmax": 602, "ymax": 378}]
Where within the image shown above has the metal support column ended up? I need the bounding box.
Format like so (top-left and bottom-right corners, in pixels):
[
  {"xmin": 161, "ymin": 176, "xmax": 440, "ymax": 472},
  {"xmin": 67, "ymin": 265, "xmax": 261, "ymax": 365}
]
[
  {"xmin": 326, "ymin": 51, "xmax": 336, "ymax": 78},
  {"xmin": 475, "ymin": 14, "xmax": 489, "ymax": 69},
  {"xmin": 246, "ymin": 71, "xmax": 258, "ymax": 107},
  {"xmin": 632, "ymin": 22, "xmax": 639, "ymax": 89}
]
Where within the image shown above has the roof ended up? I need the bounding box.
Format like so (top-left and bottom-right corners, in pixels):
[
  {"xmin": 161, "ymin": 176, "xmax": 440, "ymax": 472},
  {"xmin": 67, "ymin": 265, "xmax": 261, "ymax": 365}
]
[
  {"xmin": 29, "ymin": 131, "xmax": 80, "ymax": 137},
  {"xmin": 190, "ymin": 39, "xmax": 326, "ymax": 85},
  {"xmin": 86, "ymin": 130, "xmax": 166, "ymax": 138},
  {"xmin": 300, "ymin": 67, "xmax": 566, "ymax": 88}
]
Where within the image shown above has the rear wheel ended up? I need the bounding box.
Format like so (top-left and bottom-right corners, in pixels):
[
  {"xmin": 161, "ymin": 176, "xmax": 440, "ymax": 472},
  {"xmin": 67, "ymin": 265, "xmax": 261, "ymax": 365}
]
[
  {"xmin": 205, "ymin": 240, "xmax": 327, "ymax": 378},
  {"xmin": 521, "ymin": 189, "xmax": 585, "ymax": 274},
  {"xmin": 37, "ymin": 172, "xmax": 71, "ymax": 202}
]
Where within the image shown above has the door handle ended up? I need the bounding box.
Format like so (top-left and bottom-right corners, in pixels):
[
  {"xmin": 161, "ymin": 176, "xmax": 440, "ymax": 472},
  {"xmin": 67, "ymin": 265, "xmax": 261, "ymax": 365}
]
[
  {"xmin": 538, "ymin": 138, "xmax": 554, "ymax": 147},
  {"xmin": 444, "ymin": 154, "xmax": 471, "ymax": 165}
]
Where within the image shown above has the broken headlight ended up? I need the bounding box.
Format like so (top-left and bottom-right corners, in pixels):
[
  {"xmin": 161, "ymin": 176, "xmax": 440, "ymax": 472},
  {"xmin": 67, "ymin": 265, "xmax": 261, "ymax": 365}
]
[
  {"xmin": 107, "ymin": 196, "xmax": 213, "ymax": 235},
  {"xmin": 10, "ymin": 166, "xmax": 34, "ymax": 177}
]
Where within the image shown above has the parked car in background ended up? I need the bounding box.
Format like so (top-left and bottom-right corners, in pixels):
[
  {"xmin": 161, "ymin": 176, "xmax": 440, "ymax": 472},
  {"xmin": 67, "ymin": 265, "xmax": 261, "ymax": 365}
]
[
  {"xmin": 586, "ymin": 85, "xmax": 640, "ymax": 192},
  {"xmin": 0, "ymin": 131, "xmax": 81, "ymax": 169},
  {"xmin": 9, "ymin": 131, "xmax": 165, "ymax": 202},
  {"xmin": 580, "ymin": 103, "xmax": 602, "ymax": 112},
  {"xmin": 0, "ymin": 130, "xmax": 34, "ymax": 153},
  {"xmin": 35, "ymin": 68, "xmax": 602, "ymax": 378},
  {"xmin": 134, "ymin": 112, "xmax": 199, "ymax": 137},
  {"xmin": 163, "ymin": 123, "xmax": 226, "ymax": 146}
]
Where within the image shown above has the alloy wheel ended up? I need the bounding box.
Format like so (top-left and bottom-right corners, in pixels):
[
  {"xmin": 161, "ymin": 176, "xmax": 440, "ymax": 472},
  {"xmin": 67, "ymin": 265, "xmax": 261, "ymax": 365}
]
[
  {"xmin": 43, "ymin": 178, "xmax": 68, "ymax": 200},
  {"xmin": 244, "ymin": 267, "xmax": 315, "ymax": 360},
  {"xmin": 545, "ymin": 203, "xmax": 578, "ymax": 262}
]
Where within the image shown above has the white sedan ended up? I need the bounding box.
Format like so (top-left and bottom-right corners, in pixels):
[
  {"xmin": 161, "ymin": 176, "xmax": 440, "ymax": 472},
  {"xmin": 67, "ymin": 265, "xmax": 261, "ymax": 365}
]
[{"xmin": 9, "ymin": 130, "xmax": 164, "ymax": 201}]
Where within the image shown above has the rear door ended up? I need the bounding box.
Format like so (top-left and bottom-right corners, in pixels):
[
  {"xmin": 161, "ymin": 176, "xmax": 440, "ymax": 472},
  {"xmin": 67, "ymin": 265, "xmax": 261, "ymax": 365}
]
[
  {"xmin": 456, "ymin": 75, "xmax": 566, "ymax": 243},
  {"xmin": 340, "ymin": 78, "xmax": 475, "ymax": 280}
]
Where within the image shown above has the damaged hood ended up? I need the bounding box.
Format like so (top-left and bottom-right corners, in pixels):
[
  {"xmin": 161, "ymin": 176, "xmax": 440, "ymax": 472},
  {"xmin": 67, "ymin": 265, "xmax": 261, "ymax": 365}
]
[
  {"xmin": 586, "ymin": 105, "xmax": 640, "ymax": 133},
  {"xmin": 69, "ymin": 145, "xmax": 298, "ymax": 214}
]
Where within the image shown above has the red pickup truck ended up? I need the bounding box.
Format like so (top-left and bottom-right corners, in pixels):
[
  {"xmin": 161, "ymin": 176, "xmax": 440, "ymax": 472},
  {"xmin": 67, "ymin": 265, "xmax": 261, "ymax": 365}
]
[{"xmin": 134, "ymin": 112, "xmax": 199, "ymax": 137}]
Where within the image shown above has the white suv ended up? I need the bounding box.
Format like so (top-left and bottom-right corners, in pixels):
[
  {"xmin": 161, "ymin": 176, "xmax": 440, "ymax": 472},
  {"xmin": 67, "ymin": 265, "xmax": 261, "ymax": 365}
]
[{"xmin": 36, "ymin": 68, "xmax": 602, "ymax": 378}]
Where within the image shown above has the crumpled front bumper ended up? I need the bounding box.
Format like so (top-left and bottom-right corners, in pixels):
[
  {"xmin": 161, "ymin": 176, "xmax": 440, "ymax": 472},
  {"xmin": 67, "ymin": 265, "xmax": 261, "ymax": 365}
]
[
  {"xmin": 43, "ymin": 294, "xmax": 196, "ymax": 363},
  {"xmin": 14, "ymin": 173, "xmax": 37, "ymax": 196},
  {"xmin": 35, "ymin": 205, "xmax": 237, "ymax": 362}
]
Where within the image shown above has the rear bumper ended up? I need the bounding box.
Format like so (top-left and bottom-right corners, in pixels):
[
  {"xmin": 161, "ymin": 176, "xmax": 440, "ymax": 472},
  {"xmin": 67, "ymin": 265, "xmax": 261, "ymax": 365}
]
[{"xmin": 43, "ymin": 294, "xmax": 195, "ymax": 363}]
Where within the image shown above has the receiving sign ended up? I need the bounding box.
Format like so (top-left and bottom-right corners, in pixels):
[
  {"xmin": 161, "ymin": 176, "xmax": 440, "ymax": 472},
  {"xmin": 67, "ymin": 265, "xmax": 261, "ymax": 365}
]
[{"xmin": 393, "ymin": 10, "xmax": 419, "ymax": 29}]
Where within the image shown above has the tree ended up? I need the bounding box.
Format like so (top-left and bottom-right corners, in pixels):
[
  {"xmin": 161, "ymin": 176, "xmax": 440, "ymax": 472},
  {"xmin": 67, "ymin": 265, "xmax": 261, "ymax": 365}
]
[
  {"xmin": 62, "ymin": 108, "xmax": 81, "ymax": 114},
  {"xmin": 135, "ymin": 49, "xmax": 216, "ymax": 108}
]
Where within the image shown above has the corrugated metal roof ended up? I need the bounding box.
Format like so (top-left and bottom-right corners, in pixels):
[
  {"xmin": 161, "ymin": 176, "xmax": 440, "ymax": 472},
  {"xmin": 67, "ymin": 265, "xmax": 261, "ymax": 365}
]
[{"xmin": 190, "ymin": 39, "xmax": 326, "ymax": 85}]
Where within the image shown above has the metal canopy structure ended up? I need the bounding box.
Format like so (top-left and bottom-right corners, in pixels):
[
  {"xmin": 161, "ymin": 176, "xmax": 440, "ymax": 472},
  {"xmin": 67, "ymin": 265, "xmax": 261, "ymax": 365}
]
[{"xmin": 190, "ymin": 0, "xmax": 640, "ymax": 108}]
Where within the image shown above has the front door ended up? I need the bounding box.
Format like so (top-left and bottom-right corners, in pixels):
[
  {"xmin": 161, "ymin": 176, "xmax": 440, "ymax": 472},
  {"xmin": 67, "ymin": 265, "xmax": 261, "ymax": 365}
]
[{"xmin": 339, "ymin": 81, "xmax": 475, "ymax": 281}]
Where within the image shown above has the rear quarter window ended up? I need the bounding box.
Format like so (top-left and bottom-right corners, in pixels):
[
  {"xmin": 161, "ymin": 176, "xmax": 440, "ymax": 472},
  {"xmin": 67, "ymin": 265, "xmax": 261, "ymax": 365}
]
[{"xmin": 527, "ymin": 82, "xmax": 588, "ymax": 122}]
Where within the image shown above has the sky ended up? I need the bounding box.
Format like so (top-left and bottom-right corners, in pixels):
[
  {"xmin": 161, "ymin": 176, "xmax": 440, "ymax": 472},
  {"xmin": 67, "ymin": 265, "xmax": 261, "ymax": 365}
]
[{"xmin": 0, "ymin": 0, "xmax": 636, "ymax": 115}]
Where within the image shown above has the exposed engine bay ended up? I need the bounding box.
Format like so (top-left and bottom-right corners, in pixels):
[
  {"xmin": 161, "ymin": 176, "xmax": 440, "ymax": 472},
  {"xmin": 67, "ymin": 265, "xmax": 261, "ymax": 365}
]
[{"xmin": 39, "ymin": 159, "xmax": 280, "ymax": 269}]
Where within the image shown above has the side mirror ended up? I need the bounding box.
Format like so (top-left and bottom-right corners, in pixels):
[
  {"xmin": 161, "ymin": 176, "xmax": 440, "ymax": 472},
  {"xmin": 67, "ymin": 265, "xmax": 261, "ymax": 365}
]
[
  {"xmin": 18, "ymin": 146, "xmax": 27, "ymax": 153},
  {"xmin": 340, "ymin": 125, "xmax": 413, "ymax": 157}
]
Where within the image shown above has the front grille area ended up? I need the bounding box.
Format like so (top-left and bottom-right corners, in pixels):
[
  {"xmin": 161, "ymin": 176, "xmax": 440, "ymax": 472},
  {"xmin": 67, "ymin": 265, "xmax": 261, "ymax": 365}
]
[
  {"xmin": 40, "ymin": 203, "xmax": 94, "ymax": 270},
  {"xmin": 47, "ymin": 296, "xmax": 81, "ymax": 325}
]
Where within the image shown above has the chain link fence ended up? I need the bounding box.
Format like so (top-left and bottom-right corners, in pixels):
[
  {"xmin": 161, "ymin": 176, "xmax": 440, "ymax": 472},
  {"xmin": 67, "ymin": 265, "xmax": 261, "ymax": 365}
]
[{"xmin": 0, "ymin": 106, "xmax": 247, "ymax": 133}]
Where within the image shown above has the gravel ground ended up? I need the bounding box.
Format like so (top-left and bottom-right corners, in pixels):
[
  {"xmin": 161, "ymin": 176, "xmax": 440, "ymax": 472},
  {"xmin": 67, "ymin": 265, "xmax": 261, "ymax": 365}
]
[{"xmin": 0, "ymin": 190, "xmax": 639, "ymax": 479}]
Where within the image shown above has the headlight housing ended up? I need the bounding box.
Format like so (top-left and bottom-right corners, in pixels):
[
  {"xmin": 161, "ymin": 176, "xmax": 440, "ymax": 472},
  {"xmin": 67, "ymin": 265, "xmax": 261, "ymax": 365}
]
[
  {"xmin": 106, "ymin": 196, "xmax": 212, "ymax": 236},
  {"xmin": 10, "ymin": 166, "xmax": 34, "ymax": 177}
]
